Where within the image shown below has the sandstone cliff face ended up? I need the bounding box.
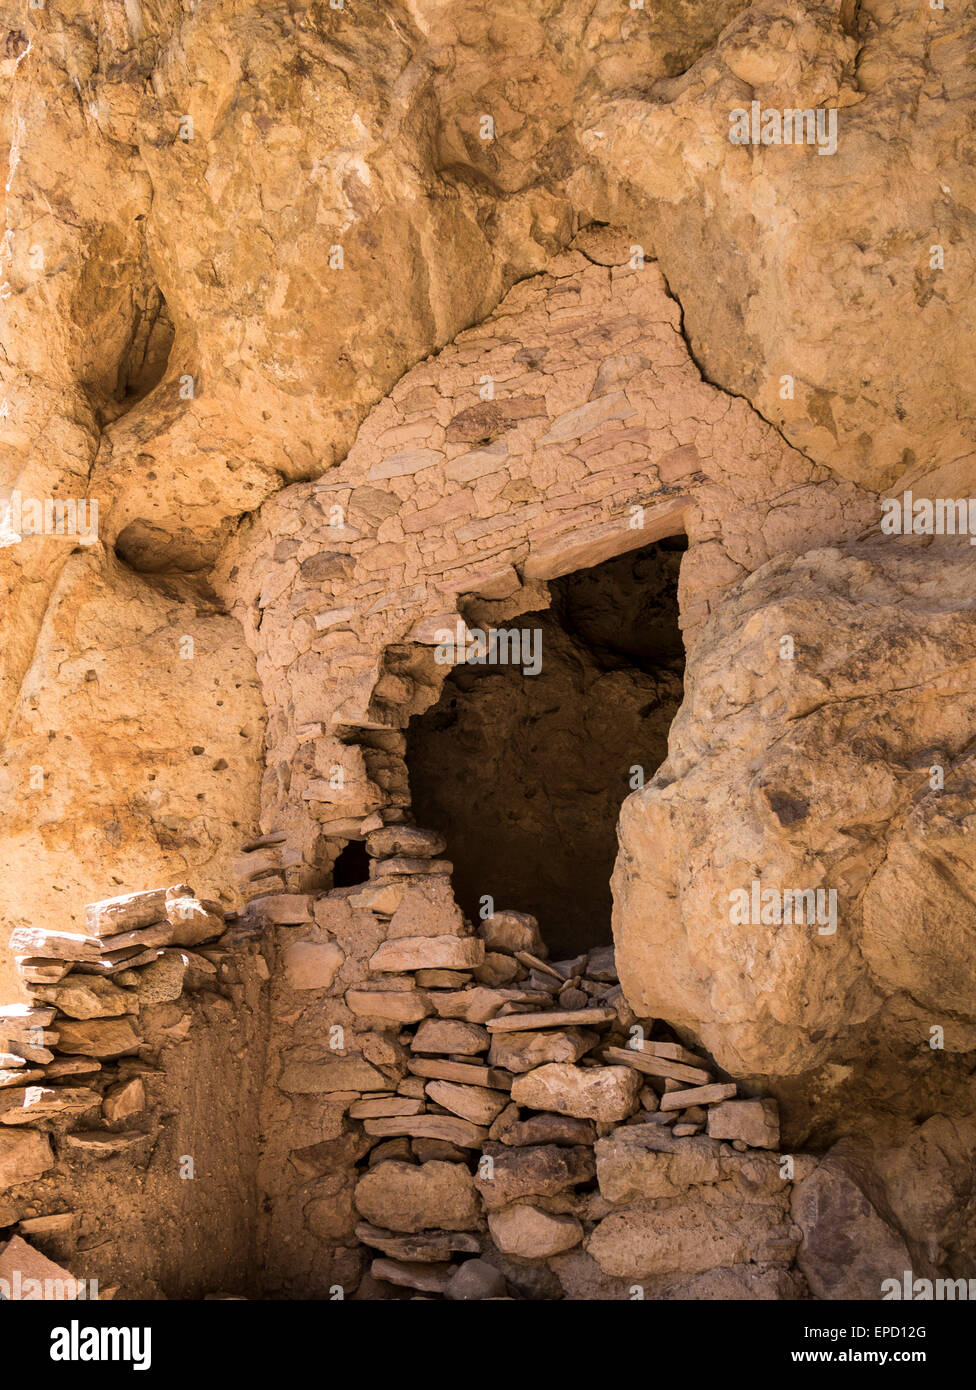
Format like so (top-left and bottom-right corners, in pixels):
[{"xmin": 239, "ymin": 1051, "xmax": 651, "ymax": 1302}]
[{"xmin": 1, "ymin": 0, "xmax": 975, "ymax": 1300}]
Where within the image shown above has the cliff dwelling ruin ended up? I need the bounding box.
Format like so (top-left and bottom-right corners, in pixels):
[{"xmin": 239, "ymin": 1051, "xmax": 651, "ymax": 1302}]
[
  {"xmin": 407, "ymin": 540, "xmax": 686, "ymax": 956},
  {"xmin": 0, "ymin": 0, "xmax": 974, "ymax": 1335}
]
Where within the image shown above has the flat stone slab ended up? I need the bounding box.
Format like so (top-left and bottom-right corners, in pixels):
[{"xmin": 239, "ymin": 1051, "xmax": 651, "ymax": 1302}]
[
  {"xmin": 362, "ymin": 1114, "xmax": 489, "ymax": 1148},
  {"xmin": 659, "ymin": 1082, "xmax": 737, "ymax": 1112},
  {"xmin": 486, "ymin": 1007, "xmax": 615, "ymax": 1032},
  {"xmin": 425, "ymin": 1080, "xmax": 510, "ymax": 1125},
  {"xmin": 371, "ymin": 1256, "xmax": 454, "ymax": 1294},
  {"xmin": 355, "ymin": 1222, "xmax": 479, "ymax": 1264},
  {"xmin": 63, "ymin": 1130, "xmax": 153, "ymax": 1156},
  {"xmin": 602, "ymin": 1045, "xmax": 712, "ymax": 1086},
  {"xmin": 0, "ymin": 1086, "xmax": 101, "ymax": 1125},
  {"xmin": 407, "ymin": 1058, "xmax": 512, "ymax": 1090},
  {"xmin": 346, "ymin": 989, "xmax": 433, "ymax": 1024},
  {"xmin": 348, "ymin": 1097, "xmax": 424, "ymax": 1119},
  {"xmin": 85, "ymin": 887, "xmax": 174, "ymax": 937}
]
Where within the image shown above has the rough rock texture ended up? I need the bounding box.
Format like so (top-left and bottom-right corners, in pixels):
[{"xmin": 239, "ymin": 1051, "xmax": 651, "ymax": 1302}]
[
  {"xmin": 613, "ymin": 542, "xmax": 976, "ymax": 1144},
  {"xmin": 581, "ymin": 0, "xmax": 976, "ymax": 492},
  {"xmin": 2, "ymin": 0, "xmax": 975, "ymax": 1302}
]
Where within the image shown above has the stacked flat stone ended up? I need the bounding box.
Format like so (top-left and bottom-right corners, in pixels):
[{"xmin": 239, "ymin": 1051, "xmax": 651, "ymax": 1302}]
[
  {"xmin": 0, "ymin": 885, "xmax": 225, "ymax": 1188},
  {"xmin": 336, "ymin": 827, "xmax": 784, "ymax": 1298}
]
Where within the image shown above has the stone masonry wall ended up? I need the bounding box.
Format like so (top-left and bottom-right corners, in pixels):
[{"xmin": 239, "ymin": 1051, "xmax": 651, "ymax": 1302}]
[
  {"xmin": 215, "ymin": 235, "xmax": 876, "ymax": 881},
  {"xmin": 0, "ymin": 884, "xmax": 268, "ymax": 1299}
]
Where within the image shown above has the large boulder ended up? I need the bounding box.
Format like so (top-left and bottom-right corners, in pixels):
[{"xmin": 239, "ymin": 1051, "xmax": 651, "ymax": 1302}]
[
  {"xmin": 791, "ymin": 1146, "xmax": 915, "ymax": 1301},
  {"xmin": 613, "ymin": 543, "xmax": 976, "ymax": 1084}
]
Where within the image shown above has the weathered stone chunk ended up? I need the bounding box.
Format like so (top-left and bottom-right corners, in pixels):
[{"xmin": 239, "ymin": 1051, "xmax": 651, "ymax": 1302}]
[
  {"xmin": 362, "ymin": 1114, "xmax": 488, "ymax": 1148},
  {"xmin": 0, "ymin": 1235, "xmax": 84, "ymax": 1297},
  {"xmin": 488, "ymin": 1027, "xmax": 598, "ymax": 1074},
  {"xmin": 658, "ymin": 1082, "xmax": 736, "ymax": 1112},
  {"xmin": 588, "ymin": 1189, "xmax": 797, "ymax": 1280},
  {"xmin": 369, "ymin": 935, "xmax": 484, "ymax": 972},
  {"xmin": 444, "ymin": 1258, "xmax": 508, "ymax": 1301},
  {"xmin": 425, "ymin": 1080, "xmax": 510, "ymax": 1125},
  {"xmin": 85, "ymin": 887, "xmax": 173, "ymax": 937},
  {"xmin": 0, "ymin": 1128, "xmax": 54, "ymax": 1187},
  {"xmin": 30, "ymin": 976, "xmax": 132, "ymax": 1020},
  {"xmin": 473, "ymin": 953, "xmax": 521, "ymax": 986},
  {"xmin": 102, "ymin": 1078, "xmax": 146, "ymax": 1123},
  {"xmin": 478, "ymin": 910, "xmax": 548, "ymax": 959},
  {"xmin": 488, "ymin": 1204, "xmax": 583, "ymax": 1258},
  {"xmin": 411, "ymin": 1018, "xmax": 489, "ymax": 1055},
  {"xmin": 346, "ymin": 989, "xmax": 433, "ymax": 1023},
  {"xmin": 9, "ymin": 928, "xmax": 103, "ymax": 961},
  {"xmin": 366, "ymin": 826, "xmax": 446, "ymax": 859},
  {"xmin": 118, "ymin": 955, "xmax": 186, "ymax": 1007},
  {"xmin": 355, "ymin": 1159, "xmax": 480, "ymax": 1232},
  {"xmin": 511, "ymin": 1063, "xmax": 641, "ymax": 1122},
  {"xmin": 495, "ymin": 1111, "xmax": 597, "ymax": 1148},
  {"xmin": 355, "ymin": 1221, "xmax": 479, "ymax": 1263},
  {"xmin": 0, "ymin": 1086, "xmax": 100, "ymax": 1126},
  {"xmin": 164, "ymin": 896, "xmax": 225, "ymax": 947},
  {"xmin": 54, "ymin": 1018, "xmax": 142, "ymax": 1058},
  {"xmin": 278, "ymin": 1054, "xmax": 390, "ymax": 1094},
  {"xmin": 585, "ymin": 946, "xmax": 618, "ymax": 981},
  {"xmin": 707, "ymin": 1098, "xmax": 779, "ymax": 1150},
  {"xmin": 474, "ymin": 1143, "xmax": 596, "ymax": 1210},
  {"xmin": 791, "ymin": 1153, "xmax": 913, "ymax": 1300},
  {"xmin": 385, "ymin": 877, "xmax": 466, "ymax": 939},
  {"xmin": 283, "ymin": 940, "xmax": 344, "ymax": 990},
  {"xmin": 595, "ymin": 1125, "xmax": 722, "ymax": 1202}
]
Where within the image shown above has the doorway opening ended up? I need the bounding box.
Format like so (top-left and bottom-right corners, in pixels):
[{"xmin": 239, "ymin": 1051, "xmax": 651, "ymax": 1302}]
[
  {"xmin": 406, "ymin": 536, "xmax": 686, "ymax": 957},
  {"xmin": 331, "ymin": 839, "xmax": 371, "ymax": 888}
]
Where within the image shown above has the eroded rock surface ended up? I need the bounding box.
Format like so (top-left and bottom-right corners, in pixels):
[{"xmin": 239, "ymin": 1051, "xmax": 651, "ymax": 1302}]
[{"xmin": 1, "ymin": 0, "xmax": 974, "ymax": 1302}]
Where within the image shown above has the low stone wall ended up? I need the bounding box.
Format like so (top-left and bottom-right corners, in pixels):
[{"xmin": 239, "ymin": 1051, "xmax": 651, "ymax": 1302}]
[
  {"xmin": 0, "ymin": 851, "xmax": 940, "ymax": 1300},
  {"xmin": 250, "ymin": 824, "xmax": 923, "ymax": 1301},
  {"xmin": 0, "ymin": 884, "xmax": 269, "ymax": 1299}
]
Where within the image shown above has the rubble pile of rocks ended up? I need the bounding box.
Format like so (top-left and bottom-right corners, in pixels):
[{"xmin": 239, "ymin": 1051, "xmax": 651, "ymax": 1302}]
[
  {"xmin": 0, "ymin": 884, "xmax": 227, "ymax": 1187},
  {"xmin": 342, "ymin": 826, "xmax": 795, "ymax": 1300}
]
